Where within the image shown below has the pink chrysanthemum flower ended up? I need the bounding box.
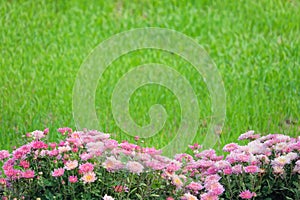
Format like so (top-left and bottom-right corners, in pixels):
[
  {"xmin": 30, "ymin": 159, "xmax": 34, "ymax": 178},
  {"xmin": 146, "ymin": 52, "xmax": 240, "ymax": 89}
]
[
  {"xmin": 126, "ymin": 161, "xmax": 144, "ymax": 174},
  {"xmin": 79, "ymin": 163, "xmax": 94, "ymax": 173},
  {"xmin": 204, "ymin": 181, "xmax": 225, "ymax": 195},
  {"xmin": 81, "ymin": 172, "xmax": 97, "ymax": 184},
  {"xmin": 31, "ymin": 141, "xmax": 48, "ymax": 149},
  {"xmin": 22, "ymin": 170, "xmax": 35, "ymax": 179},
  {"xmin": 223, "ymin": 143, "xmax": 239, "ymax": 152},
  {"xmin": 32, "ymin": 130, "xmax": 45, "ymax": 140},
  {"xmin": 239, "ymin": 190, "xmax": 256, "ymax": 199},
  {"xmin": 238, "ymin": 130, "xmax": 260, "ymax": 140},
  {"xmin": 181, "ymin": 193, "xmax": 198, "ymax": 200},
  {"xmin": 102, "ymin": 156, "xmax": 124, "ymax": 172},
  {"xmin": 65, "ymin": 160, "xmax": 78, "ymax": 170},
  {"xmin": 103, "ymin": 194, "xmax": 115, "ymax": 200},
  {"xmin": 0, "ymin": 150, "xmax": 10, "ymax": 161},
  {"xmin": 52, "ymin": 168, "xmax": 65, "ymax": 177},
  {"xmin": 200, "ymin": 193, "xmax": 218, "ymax": 200},
  {"xmin": 244, "ymin": 165, "xmax": 260, "ymax": 173},
  {"xmin": 186, "ymin": 181, "xmax": 203, "ymax": 192},
  {"xmin": 171, "ymin": 174, "xmax": 184, "ymax": 188},
  {"xmin": 69, "ymin": 175, "xmax": 78, "ymax": 183}
]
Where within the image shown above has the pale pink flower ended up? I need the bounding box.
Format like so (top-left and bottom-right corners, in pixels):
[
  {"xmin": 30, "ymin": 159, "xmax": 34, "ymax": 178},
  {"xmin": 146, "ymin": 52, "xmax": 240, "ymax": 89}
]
[
  {"xmin": 102, "ymin": 156, "xmax": 124, "ymax": 172},
  {"xmin": 204, "ymin": 174, "xmax": 221, "ymax": 184},
  {"xmin": 80, "ymin": 152, "xmax": 93, "ymax": 161},
  {"xmin": 204, "ymin": 181, "xmax": 224, "ymax": 195},
  {"xmin": 200, "ymin": 193, "xmax": 218, "ymax": 200},
  {"xmin": 81, "ymin": 172, "xmax": 97, "ymax": 184},
  {"xmin": 239, "ymin": 190, "xmax": 256, "ymax": 199},
  {"xmin": 232, "ymin": 164, "xmax": 243, "ymax": 174},
  {"xmin": 181, "ymin": 193, "xmax": 198, "ymax": 200},
  {"xmin": 0, "ymin": 150, "xmax": 10, "ymax": 161},
  {"xmin": 104, "ymin": 139, "xmax": 119, "ymax": 149},
  {"xmin": 223, "ymin": 143, "xmax": 239, "ymax": 152},
  {"xmin": 174, "ymin": 153, "xmax": 194, "ymax": 162},
  {"xmin": 144, "ymin": 159, "xmax": 167, "ymax": 170},
  {"xmin": 247, "ymin": 141, "xmax": 267, "ymax": 154},
  {"xmin": 272, "ymin": 156, "xmax": 291, "ymax": 167},
  {"xmin": 214, "ymin": 160, "xmax": 231, "ymax": 170},
  {"xmin": 65, "ymin": 160, "xmax": 78, "ymax": 170},
  {"xmin": 238, "ymin": 130, "xmax": 260, "ymax": 140},
  {"xmin": 172, "ymin": 174, "xmax": 184, "ymax": 188},
  {"xmin": 273, "ymin": 166, "xmax": 284, "ymax": 174},
  {"xmin": 126, "ymin": 161, "xmax": 144, "ymax": 174},
  {"xmin": 52, "ymin": 168, "xmax": 65, "ymax": 177},
  {"xmin": 32, "ymin": 130, "xmax": 45, "ymax": 140},
  {"xmin": 58, "ymin": 146, "xmax": 71, "ymax": 154},
  {"xmin": 186, "ymin": 181, "xmax": 203, "ymax": 192},
  {"xmin": 286, "ymin": 152, "xmax": 298, "ymax": 161},
  {"xmin": 103, "ymin": 194, "xmax": 115, "ymax": 200},
  {"xmin": 293, "ymin": 165, "xmax": 300, "ymax": 174},
  {"xmin": 142, "ymin": 147, "xmax": 162, "ymax": 155}
]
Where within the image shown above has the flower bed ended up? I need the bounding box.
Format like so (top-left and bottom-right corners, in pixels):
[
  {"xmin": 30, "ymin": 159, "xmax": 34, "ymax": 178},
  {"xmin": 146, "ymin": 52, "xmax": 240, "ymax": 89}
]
[{"xmin": 0, "ymin": 128, "xmax": 299, "ymax": 200}]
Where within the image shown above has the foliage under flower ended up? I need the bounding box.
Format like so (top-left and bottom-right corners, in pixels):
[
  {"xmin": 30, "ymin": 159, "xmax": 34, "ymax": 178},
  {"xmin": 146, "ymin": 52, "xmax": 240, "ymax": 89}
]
[{"xmin": 0, "ymin": 129, "xmax": 299, "ymax": 199}]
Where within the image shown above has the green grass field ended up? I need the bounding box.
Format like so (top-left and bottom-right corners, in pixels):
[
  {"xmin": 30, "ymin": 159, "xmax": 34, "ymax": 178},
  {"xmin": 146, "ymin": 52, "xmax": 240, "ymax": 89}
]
[{"xmin": 0, "ymin": 0, "xmax": 299, "ymax": 152}]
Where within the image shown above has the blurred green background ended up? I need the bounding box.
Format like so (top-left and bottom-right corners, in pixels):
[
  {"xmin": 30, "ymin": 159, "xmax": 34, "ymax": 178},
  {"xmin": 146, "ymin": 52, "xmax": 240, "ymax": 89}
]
[{"xmin": 0, "ymin": 0, "xmax": 299, "ymax": 152}]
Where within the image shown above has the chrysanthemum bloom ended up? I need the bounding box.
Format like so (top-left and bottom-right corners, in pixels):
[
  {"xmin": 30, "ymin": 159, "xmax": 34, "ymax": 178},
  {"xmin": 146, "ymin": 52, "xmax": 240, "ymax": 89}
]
[
  {"xmin": 102, "ymin": 156, "xmax": 124, "ymax": 172},
  {"xmin": 200, "ymin": 193, "xmax": 218, "ymax": 200},
  {"xmin": 214, "ymin": 160, "xmax": 231, "ymax": 170},
  {"xmin": 204, "ymin": 181, "xmax": 225, "ymax": 196},
  {"xmin": 171, "ymin": 174, "xmax": 183, "ymax": 188},
  {"xmin": 31, "ymin": 141, "xmax": 48, "ymax": 149},
  {"xmin": 272, "ymin": 155, "xmax": 291, "ymax": 167},
  {"xmin": 126, "ymin": 161, "xmax": 144, "ymax": 174},
  {"xmin": 273, "ymin": 165, "xmax": 284, "ymax": 174},
  {"xmin": 204, "ymin": 175, "xmax": 221, "ymax": 184},
  {"xmin": 80, "ymin": 152, "xmax": 93, "ymax": 161},
  {"xmin": 223, "ymin": 143, "xmax": 239, "ymax": 152},
  {"xmin": 104, "ymin": 139, "xmax": 119, "ymax": 149},
  {"xmin": 174, "ymin": 153, "xmax": 194, "ymax": 162},
  {"xmin": 166, "ymin": 197, "xmax": 175, "ymax": 200},
  {"xmin": 58, "ymin": 146, "xmax": 71, "ymax": 154},
  {"xmin": 69, "ymin": 176, "xmax": 78, "ymax": 183},
  {"xmin": 81, "ymin": 172, "xmax": 97, "ymax": 184},
  {"xmin": 181, "ymin": 193, "xmax": 198, "ymax": 200},
  {"xmin": 103, "ymin": 194, "xmax": 115, "ymax": 200},
  {"xmin": 186, "ymin": 181, "xmax": 203, "ymax": 192},
  {"xmin": 244, "ymin": 165, "xmax": 260, "ymax": 173},
  {"xmin": 32, "ymin": 130, "xmax": 45, "ymax": 140},
  {"xmin": 166, "ymin": 161, "xmax": 182, "ymax": 173},
  {"xmin": 57, "ymin": 127, "xmax": 72, "ymax": 135},
  {"xmin": 239, "ymin": 190, "xmax": 256, "ymax": 199},
  {"xmin": 238, "ymin": 130, "xmax": 260, "ymax": 140},
  {"xmin": 79, "ymin": 163, "xmax": 94, "ymax": 173},
  {"xmin": 22, "ymin": 170, "xmax": 35, "ymax": 179},
  {"xmin": 52, "ymin": 168, "xmax": 65, "ymax": 177},
  {"xmin": 223, "ymin": 167, "xmax": 233, "ymax": 175},
  {"xmin": 231, "ymin": 164, "xmax": 243, "ymax": 174},
  {"xmin": 0, "ymin": 150, "xmax": 10, "ymax": 161},
  {"xmin": 65, "ymin": 160, "xmax": 78, "ymax": 170}
]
